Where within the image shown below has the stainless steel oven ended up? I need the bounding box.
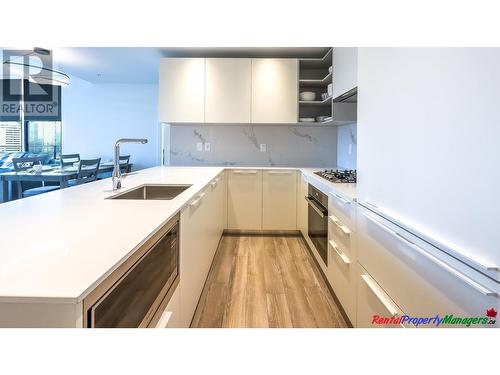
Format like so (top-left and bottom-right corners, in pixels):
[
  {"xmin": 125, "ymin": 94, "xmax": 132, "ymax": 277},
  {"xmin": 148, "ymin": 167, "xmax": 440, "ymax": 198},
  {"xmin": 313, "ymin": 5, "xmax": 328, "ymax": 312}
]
[
  {"xmin": 83, "ymin": 214, "xmax": 180, "ymax": 328},
  {"xmin": 306, "ymin": 184, "xmax": 328, "ymax": 266}
]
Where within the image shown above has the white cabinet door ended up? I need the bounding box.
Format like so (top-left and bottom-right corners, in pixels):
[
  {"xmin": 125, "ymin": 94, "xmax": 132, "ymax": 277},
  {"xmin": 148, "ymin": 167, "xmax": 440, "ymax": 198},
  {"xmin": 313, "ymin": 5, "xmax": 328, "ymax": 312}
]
[
  {"xmin": 356, "ymin": 263, "xmax": 408, "ymax": 328},
  {"xmin": 227, "ymin": 170, "xmax": 262, "ymax": 230},
  {"xmin": 180, "ymin": 183, "xmax": 221, "ymax": 327},
  {"xmin": 158, "ymin": 58, "xmax": 205, "ymax": 123},
  {"xmin": 332, "ymin": 48, "xmax": 358, "ymax": 99},
  {"xmin": 297, "ymin": 172, "xmax": 308, "ymax": 236},
  {"xmin": 251, "ymin": 59, "xmax": 298, "ymax": 123},
  {"xmin": 205, "ymin": 59, "xmax": 251, "ymax": 123},
  {"xmin": 262, "ymin": 170, "xmax": 297, "ymax": 230}
]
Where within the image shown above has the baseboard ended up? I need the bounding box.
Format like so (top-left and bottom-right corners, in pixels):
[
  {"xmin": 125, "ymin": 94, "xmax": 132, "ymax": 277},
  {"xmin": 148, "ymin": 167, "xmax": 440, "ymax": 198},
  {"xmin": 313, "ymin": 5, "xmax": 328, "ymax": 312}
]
[{"xmin": 223, "ymin": 229, "xmax": 301, "ymax": 237}]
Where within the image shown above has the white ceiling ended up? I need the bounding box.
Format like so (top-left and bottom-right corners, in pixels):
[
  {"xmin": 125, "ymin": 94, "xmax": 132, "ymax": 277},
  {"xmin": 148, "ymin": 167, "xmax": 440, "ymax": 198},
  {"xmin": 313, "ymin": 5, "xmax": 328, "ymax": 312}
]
[{"xmin": 52, "ymin": 47, "xmax": 331, "ymax": 84}]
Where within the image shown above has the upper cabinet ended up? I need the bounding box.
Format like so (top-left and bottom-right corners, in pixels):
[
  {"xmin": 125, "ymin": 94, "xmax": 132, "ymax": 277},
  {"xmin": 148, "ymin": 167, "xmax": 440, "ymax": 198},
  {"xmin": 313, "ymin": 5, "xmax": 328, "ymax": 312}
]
[
  {"xmin": 158, "ymin": 57, "xmax": 299, "ymax": 124},
  {"xmin": 251, "ymin": 59, "xmax": 298, "ymax": 123},
  {"xmin": 331, "ymin": 48, "xmax": 358, "ymax": 100},
  {"xmin": 158, "ymin": 58, "xmax": 205, "ymax": 123},
  {"xmin": 205, "ymin": 59, "xmax": 251, "ymax": 123}
]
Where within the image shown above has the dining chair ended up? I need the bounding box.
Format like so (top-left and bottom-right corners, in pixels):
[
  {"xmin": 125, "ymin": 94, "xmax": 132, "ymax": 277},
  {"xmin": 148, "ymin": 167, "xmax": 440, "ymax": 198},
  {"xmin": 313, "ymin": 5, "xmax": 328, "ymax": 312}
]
[
  {"xmin": 12, "ymin": 157, "xmax": 59, "ymax": 199},
  {"xmin": 60, "ymin": 153, "xmax": 80, "ymax": 168},
  {"xmin": 119, "ymin": 155, "xmax": 131, "ymax": 173},
  {"xmin": 68, "ymin": 158, "xmax": 101, "ymax": 186}
]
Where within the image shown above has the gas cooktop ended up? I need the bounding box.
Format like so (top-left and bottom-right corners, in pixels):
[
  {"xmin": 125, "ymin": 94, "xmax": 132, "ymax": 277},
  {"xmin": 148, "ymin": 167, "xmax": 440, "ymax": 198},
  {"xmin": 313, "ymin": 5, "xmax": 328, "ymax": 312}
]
[{"xmin": 314, "ymin": 169, "xmax": 357, "ymax": 183}]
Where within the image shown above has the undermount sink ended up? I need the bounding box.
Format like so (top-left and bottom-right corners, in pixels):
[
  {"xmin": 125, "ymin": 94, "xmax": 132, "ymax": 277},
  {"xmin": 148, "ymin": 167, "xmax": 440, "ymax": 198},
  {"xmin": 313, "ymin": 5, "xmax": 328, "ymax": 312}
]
[{"xmin": 109, "ymin": 184, "xmax": 192, "ymax": 200}]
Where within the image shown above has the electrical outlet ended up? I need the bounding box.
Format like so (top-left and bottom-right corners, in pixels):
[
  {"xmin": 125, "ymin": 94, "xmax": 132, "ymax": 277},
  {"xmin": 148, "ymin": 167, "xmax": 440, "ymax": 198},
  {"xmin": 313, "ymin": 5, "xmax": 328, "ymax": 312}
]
[
  {"xmin": 260, "ymin": 144, "xmax": 267, "ymax": 152},
  {"xmin": 196, "ymin": 142, "xmax": 203, "ymax": 151},
  {"xmin": 204, "ymin": 142, "xmax": 211, "ymax": 152}
]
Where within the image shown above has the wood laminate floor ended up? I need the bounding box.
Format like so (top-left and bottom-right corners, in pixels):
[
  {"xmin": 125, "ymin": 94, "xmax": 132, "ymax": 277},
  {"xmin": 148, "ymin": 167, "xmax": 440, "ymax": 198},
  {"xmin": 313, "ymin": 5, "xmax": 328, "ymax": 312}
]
[{"xmin": 191, "ymin": 234, "xmax": 348, "ymax": 328}]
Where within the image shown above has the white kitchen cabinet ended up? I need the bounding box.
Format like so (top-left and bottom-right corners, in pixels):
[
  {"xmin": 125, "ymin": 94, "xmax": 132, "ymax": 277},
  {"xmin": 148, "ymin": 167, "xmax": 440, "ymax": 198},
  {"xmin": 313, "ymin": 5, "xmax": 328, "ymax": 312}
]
[
  {"xmin": 328, "ymin": 237, "xmax": 356, "ymax": 324},
  {"xmin": 179, "ymin": 175, "xmax": 225, "ymax": 327},
  {"xmin": 297, "ymin": 172, "xmax": 308, "ymax": 236},
  {"xmin": 331, "ymin": 48, "xmax": 357, "ymax": 100},
  {"xmin": 227, "ymin": 170, "xmax": 262, "ymax": 230},
  {"xmin": 251, "ymin": 59, "xmax": 298, "ymax": 123},
  {"xmin": 158, "ymin": 58, "xmax": 205, "ymax": 123},
  {"xmin": 262, "ymin": 170, "xmax": 297, "ymax": 230},
  {"xmin": 357, "ymin": 204, "xmax": 499, "ymax": 327},
  {"xmin": 357, "ymin": 48, "xmax": 500, "ymax": 280},
  {"xmin": 356, "ymin": 263, "xmax": 408, "ymax": 328},
  {"xmin": 205, "ymin": 59, "xmax": 251, "ymax": 123}
]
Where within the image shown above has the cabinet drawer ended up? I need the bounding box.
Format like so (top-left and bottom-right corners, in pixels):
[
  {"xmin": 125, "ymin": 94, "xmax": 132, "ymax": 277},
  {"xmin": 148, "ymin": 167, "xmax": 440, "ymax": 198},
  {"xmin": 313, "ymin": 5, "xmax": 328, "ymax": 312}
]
[
  {"xmin": 357, "ymin": 205, "xmax": 499, "ymax": 327},
  {"xmin": 328, "ymin": 191, "xmax": 355, "ymax": 230},
  {"xmin": 328, "ymin": 213, "xmax": 354, "ymax": 258},
  {"xmin": 356, "ymin": 263, "xmax": 409, "ymax": 328},
  {"xmin": 327, "ymin": 240, "xmax": 356, "ymax": 323}
]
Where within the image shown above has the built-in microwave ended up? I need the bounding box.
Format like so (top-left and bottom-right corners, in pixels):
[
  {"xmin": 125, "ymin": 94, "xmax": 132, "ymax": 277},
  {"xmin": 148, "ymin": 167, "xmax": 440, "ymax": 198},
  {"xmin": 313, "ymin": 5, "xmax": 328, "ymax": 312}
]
[{"xmin": 83, "ymin": 214, "xmax": 180, "ymax": 328}]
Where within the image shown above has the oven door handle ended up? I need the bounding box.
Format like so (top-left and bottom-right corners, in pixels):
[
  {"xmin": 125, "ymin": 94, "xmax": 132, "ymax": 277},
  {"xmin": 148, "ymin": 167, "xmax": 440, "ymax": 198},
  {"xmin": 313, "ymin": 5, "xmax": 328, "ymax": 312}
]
[{"xmin": 305, "ymin": 196, "xmax": 327, "ymax": 218}]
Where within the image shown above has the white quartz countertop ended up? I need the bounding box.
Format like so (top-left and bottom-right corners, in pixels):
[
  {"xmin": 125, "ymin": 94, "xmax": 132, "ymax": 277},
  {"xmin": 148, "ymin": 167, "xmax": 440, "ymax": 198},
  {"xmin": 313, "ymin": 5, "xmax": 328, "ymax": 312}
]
[
  {"xmin": 0, "ymin": 166, "xmax": 356, "ymax": 303},
  {"xmin": 0, "ymin": 166, "xmax": 224, "ymax": 303}
]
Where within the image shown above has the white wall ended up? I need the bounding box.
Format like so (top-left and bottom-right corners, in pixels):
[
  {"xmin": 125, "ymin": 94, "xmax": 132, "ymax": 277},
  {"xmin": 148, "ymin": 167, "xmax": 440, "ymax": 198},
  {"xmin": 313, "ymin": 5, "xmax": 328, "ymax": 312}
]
[{"xmin": 62, "ymin": 76, "xmax": 159, "ymax": 170}]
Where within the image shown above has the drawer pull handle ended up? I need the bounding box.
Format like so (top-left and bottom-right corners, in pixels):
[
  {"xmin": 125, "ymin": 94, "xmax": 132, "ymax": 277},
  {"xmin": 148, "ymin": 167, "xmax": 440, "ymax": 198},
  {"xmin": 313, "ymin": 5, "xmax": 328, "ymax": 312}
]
[
  {"xmin": 363, "ymin": 201, "xmax": 499, "ymax": 274},
  {"xmin": 361, "ymin": 274, "xmax": 400, "ymax": 317},
  {"xmin": 332, "ymin": 193, "xmax": 351, "ymax": 205},
  {"xmin": 210, "ymin": 180, "xmax": 217, "ymax": 187},
  {"xmin": 233, "ymin": 170, "xmax": 258, "ymax": 174},
  {"xmin": 329, "ymin": 240, "xmax": 351, "ymax": 264},
  {"xmin": 268, "ymin": 171, "xmax": 293, "ymax": 175},
  {"xmin": 329, "ymin": 214, "xmax": 352, "ymax": 235},
  {"xmin": 190, "ymin": 192, "xmax": 205, "ymax": 207},
  {"xmin": 363, "ymin": 213, "xmax": 499, "ymax": 297}
]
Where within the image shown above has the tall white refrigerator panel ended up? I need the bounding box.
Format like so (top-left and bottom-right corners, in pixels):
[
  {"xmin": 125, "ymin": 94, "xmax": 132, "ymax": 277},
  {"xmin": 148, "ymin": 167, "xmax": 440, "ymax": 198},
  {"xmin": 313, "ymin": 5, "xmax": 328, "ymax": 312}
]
[{"xmin": 357, "ymin": 48, "xmax": 500, "ymax": 280}]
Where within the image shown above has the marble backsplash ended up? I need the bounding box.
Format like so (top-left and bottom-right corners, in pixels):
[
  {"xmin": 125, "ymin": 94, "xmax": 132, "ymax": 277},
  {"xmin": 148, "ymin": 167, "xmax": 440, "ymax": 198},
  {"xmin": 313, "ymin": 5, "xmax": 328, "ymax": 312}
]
[
  {"xmin": 166, "ymin": 124, "xmax": 338, "ymax": 167},
  {"xmin": 336, "ymin": 123, "xmax": 357, "ymax": 170}
]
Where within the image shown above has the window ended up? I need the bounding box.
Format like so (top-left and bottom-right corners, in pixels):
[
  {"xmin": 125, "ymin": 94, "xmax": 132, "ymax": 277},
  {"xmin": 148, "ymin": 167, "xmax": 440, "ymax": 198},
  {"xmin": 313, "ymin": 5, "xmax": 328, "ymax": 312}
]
[
  {"xmin": 25, "ymin": 121, "xmax": 62, "ymax": 159},
  {"xmin": 0, "ymin": 121, "xmax": 22, "ymax": 152}
]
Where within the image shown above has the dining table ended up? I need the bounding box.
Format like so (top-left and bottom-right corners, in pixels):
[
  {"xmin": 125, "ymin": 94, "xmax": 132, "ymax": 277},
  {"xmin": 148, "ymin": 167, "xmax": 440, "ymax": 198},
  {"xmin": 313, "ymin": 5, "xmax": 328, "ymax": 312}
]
[{"xmin": 0, "ymin": 162, "xmax": 129, "ymax": 202}]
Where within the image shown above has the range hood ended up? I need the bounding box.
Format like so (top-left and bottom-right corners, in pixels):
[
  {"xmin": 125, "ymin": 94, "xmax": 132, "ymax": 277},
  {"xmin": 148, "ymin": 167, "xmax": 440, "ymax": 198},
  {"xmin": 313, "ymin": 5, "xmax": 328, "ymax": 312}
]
[{"xmin": 331, "ymin": 87, "xmax": 357, "ymax": 124}]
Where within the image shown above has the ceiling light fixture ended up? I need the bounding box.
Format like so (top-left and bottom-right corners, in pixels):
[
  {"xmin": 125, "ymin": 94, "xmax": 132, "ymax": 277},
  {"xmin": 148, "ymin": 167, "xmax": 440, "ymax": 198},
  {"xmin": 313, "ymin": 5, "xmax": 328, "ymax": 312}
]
[{"xmin": 2, "ymin": 47, "xmax": 70, "ymax": 86}]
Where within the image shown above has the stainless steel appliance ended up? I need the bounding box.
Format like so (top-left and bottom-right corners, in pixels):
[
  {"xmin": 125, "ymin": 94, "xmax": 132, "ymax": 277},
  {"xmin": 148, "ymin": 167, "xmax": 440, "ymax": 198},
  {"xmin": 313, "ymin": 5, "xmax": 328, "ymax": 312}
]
[
  {"xmin": 314, "ymin": 169, "xmax": 357, "ymax": 183},
  {"xmin": 305, "ymin": 184, "xmax": 328, "ymax": 266},
  {"xmin": 83, "ymin": 214, "xmax": 179, "ymax": 328}
]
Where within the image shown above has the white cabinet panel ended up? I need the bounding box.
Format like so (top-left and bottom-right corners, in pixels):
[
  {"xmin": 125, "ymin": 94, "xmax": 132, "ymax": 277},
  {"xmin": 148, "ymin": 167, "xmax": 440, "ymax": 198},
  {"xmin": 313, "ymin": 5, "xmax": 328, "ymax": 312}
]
[
  {"xmin": 251, "ymin": 59, "xmax": 298, "ymax": 123},
  {"xmin": 205, "ymin": 59, "xmax": 251, "ymax": 123},
  {"xmin": 331, "ymin": 47, "xmax": 357, "ymax": 99},
  {"xmin": 159, "ymin": 58, "xmax": 205, "ymax": 123},
  {"xmin": 297, "ymin": 172, "xmax": 308, "ymax": 236},
  {"xmin": 227, "ymin": 170, "xmax": 262, "ymax": 230},
  {"xmin": 356, "ymin": 263, "xmax": 408, "ymax": 328},
  {"xmin": 262, "ymin": 170, "xmax": 297, "ymax": 230},
  {"xmin": 357, "ymin": 205, "xmax": 499, "ymax": 327},
  {"xmin": 328, "ymin": 240, "xmax": 356, "ymax": 324},
  {"xmin": 357, "ymin": 48, "xmax": 500, "ymax": 277},
  {"xmin": 179, "ymin": 179, "xmax": 223, "ymax": 327}
]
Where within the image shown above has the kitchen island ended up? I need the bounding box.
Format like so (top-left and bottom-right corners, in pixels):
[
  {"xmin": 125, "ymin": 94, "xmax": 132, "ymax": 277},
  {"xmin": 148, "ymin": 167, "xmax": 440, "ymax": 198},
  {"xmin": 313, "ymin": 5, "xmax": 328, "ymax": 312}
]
[{"xmin": 0, "ymin": 166, "xmax": 356, "ymax": 327}]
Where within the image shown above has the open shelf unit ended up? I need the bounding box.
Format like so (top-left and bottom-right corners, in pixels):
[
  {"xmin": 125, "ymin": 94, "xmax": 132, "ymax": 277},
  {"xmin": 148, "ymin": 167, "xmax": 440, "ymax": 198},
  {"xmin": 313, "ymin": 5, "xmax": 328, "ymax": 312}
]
[{"xmin": 298, "ymin": 48, "xmax": 333, "ymax": 125}]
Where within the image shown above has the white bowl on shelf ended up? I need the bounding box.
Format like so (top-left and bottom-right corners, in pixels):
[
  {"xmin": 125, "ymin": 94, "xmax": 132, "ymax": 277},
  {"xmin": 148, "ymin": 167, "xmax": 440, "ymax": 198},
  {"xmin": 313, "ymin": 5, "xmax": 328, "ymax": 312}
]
[
  {"xmin": 299, "ymin": 91, "xmax": 316, "ymax": 101},
  {"xmin": 299, "ymin": 117, "xmax": 316, "ymax": 123}
]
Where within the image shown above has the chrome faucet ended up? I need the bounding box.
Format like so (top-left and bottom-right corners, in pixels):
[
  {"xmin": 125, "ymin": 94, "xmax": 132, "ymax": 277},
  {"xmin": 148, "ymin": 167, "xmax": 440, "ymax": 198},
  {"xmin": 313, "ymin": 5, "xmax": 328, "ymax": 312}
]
[{"xmin": 112, "ymin": 138, "xmax": 148, "ymax": 191}]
